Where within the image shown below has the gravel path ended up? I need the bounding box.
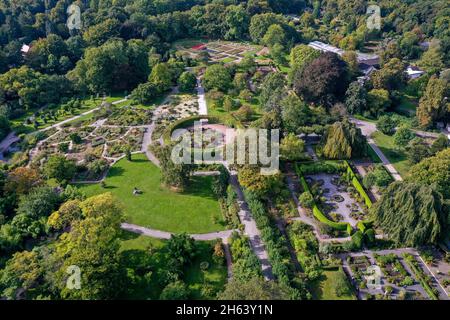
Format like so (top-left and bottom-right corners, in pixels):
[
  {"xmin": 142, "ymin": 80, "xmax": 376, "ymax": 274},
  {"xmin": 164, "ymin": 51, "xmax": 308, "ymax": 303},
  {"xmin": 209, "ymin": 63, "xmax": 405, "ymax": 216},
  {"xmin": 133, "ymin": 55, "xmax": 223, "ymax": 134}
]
[
  {"xmin": 121, "ymin": 222, "xmax": 236, "ymax": 241},
  {"xmin": 228, "ymin": 171, "xmax": 274, "ymax": 280},
  {"xmin": 39, "ymin": 98, "xmax": 128, "ymax": 132},
  {"xmin": 351, "ymin": 118, "xmax": 403, "ymax": 181},
  {"xmin": 196, "ymin": 77, "xmax": 208, "ymax": 116}
]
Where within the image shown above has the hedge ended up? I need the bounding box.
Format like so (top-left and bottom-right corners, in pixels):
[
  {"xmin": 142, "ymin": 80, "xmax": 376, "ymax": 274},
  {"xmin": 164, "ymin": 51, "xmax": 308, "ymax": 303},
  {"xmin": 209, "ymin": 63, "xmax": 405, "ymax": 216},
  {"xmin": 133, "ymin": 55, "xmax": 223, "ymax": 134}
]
[
  {"xmin": 344, "ymin": 160, "xmax": 373, "ymax": 208},
  {"xmin": 403, "ymin": 254, "xmax": 438, "ymax": 300},
  {"xmin": 243, "ymin": 190, "xmax": 291, "ymax": 285},
  {"xmin": 162, "ymin": 115, "xmax": 223, "ymax": 144},
  {"xmin": 162, "ymin": 114, "xmax": 245, "ymax": 145},
  {"xmin": 297, "ymin": 161, "xmax": 346, "ymax": 175},
  {"xmin": 297, "ymin": 168, "xmax": 350, "ymax": 231}
]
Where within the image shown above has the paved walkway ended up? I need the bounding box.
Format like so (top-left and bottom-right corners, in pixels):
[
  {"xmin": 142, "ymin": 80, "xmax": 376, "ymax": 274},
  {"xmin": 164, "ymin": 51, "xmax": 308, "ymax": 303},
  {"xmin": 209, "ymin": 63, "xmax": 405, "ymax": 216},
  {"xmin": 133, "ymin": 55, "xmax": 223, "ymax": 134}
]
[
  {"xmin": 351, "ymin": 118, "xmax": 403, "ymax": 181},
  {"xmin": 191, "ymin": 171, "xmax": 221, "ymax": 176},
  {"xmin": 228, "ymin": 171, "xmax": 274, "ymax": 280},
  {"xmin": 141, "ymin": 123, "xmax": 160, "ymax": 167},
  {"xmin": 39, "ymin": 98, "xmax": 128, "ymax": 132},
  {"xmin": 341, "ymin": 248, "xmax": 449, "ymax": 300},
  {"xmin": 121, "ymin": 222, "xmax": 236, "ymax": 241},
  {"xmin": 196, "ymin": 77, "xmax": 208, "ymax": 116},
  {"xmin": 306, "ymin": 145, "xmax": 318, "ymax": 161}
]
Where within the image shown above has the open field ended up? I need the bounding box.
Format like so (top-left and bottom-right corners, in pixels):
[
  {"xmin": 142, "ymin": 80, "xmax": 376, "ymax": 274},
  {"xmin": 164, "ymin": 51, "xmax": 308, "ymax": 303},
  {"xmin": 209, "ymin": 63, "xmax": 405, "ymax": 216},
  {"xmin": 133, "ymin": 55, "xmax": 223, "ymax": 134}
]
[
  {"xmin": 78, "ymin": 154, "xmax": 226, "ymax": 234},
  {"xmin": 309, "ymin": 269, "xmax": 356, "ymax": 300}
]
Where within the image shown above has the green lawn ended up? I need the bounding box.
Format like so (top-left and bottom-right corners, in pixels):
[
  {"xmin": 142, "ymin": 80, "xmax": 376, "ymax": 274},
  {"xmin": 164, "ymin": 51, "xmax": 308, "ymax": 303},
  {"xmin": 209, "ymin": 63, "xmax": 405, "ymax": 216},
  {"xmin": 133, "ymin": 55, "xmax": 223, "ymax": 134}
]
[
  {"xmin": 119, "ymin": 232, "xmax": 227, "ymax": 300},
  {"xmin": 78, "ymin": 153, "xmax": 226, "ymax": 234},
  {"xmin": 309, "ymin": 269, "xmax": 356, "ymax": 300},
  {"xmin": 120, "ymin": 230, "xmax": 165, "ymax": 252},
  {"xmin": 221, "ymin": 57, "xmax": 237, "ymax": 63},
  {"xmin": 184, "ymin": 241, "xmax": 228, "ymax": 299},
  {"xmin": 372, "ymin": 131, "xmax": 410, "ymax": 177}
]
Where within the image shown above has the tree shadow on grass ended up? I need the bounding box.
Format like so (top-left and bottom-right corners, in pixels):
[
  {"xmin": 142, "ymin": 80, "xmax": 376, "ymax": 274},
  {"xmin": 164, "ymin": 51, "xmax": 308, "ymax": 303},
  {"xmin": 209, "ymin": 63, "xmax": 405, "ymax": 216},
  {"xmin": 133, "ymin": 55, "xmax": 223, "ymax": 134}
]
[
  {"xmin": 180, "ymin": 176, "xmax": 218, "ymax": 201},
  {"xmin": 107, "ymin": 166, "xmax": 125, "ymax": 177},
  {"xmin": 120, "ymin": 230, "xmax": 140, "ymax": 241},
  {"xmin": 129, "ymin": 158, "xmax": 149, "ymax": 163},
  {"xmin": 308, "ymin": 273, "xmax": 327, "ymax": 300},
  {"xmin": 102, "ymin": 185, "xmax": 118, "ymax": 189}
]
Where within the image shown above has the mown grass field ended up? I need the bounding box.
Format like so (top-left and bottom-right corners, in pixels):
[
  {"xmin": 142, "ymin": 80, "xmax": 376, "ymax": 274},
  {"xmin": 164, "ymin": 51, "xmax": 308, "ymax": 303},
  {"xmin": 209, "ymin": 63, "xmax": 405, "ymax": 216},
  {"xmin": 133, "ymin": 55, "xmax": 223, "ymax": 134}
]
[
  {"xmin": 78, "ymin": 153, "xmax": 226, "ymax": 234},
  {"xmin": 372, "ymin": 131, "xmax": 410, "ymax": 177},
  {"xmin": 309, "ymin": 269, "xmax": 356, "ymax": 300}
]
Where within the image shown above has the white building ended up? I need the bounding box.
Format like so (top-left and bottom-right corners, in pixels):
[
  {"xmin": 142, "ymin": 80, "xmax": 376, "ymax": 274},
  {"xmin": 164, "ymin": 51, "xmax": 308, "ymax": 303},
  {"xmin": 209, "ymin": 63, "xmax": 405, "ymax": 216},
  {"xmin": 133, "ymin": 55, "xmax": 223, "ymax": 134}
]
[
  {"xmin": 308, "ymin": 41, "xmax": 380, "ymax": 65},
  {"xmin": 406, "ymin": 65, "xmax": 425, "ymax": 79},
  {"xmin": 21, "ymin": 44, "xmax": 30, "ymax": 54}
]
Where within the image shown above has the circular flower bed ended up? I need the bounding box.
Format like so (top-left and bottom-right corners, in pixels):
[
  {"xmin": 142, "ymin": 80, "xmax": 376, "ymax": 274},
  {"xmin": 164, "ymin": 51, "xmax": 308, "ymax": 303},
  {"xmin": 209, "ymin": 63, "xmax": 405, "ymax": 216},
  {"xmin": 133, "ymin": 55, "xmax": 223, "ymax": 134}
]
[{"xmin": 331, "ymin": 194, "xmax": 344, "ymax": 202}]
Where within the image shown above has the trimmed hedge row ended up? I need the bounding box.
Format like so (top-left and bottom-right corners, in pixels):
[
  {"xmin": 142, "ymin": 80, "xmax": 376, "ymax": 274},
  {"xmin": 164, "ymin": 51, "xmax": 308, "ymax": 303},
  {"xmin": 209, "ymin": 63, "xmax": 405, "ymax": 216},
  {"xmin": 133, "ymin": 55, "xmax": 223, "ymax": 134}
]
[
  {"xmin": 344, "ymin": 160, "xmax": 373, "ymax": 208},
  {"xmin": 162, "ymin": 115, "xmax": 223, "ymax": 144},
  {"xmin": 297, "ymin": 170, "xmax": 350, "ymax": 232},
  {"xmin": 244, "ymin": 190, "xmax": 291, "ymax": 285},
  {"xmin": 297, "ymin": 160, "xmax": 346, "ymax": 175},
  {"xmin": 402, "ymin": 254, "xmax": 438, "ymax": 300}
]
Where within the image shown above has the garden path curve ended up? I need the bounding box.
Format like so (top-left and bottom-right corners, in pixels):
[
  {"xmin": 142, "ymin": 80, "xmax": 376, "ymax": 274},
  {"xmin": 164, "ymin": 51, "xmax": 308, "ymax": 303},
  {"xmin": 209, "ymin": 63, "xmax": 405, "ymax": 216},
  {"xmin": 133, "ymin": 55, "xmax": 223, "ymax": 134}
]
[
  {"xmin": 121, "ymin": 222, "xmax": 236, "ymax": 241},
  {"xmin": 350, "ymin": 118, "xmax": 403, "ymax": 181}
]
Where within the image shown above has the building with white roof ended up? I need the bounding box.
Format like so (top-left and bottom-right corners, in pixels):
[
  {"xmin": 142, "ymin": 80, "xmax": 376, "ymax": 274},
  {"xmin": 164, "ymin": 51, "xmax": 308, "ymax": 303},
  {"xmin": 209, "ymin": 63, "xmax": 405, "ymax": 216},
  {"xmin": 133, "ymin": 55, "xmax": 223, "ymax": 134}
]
[
  {"xmin": 308, "ymin": 41, "xmax": 380, "ymax": 65},
  {"xmin": 406, "ymin": 65, "xmax": 425, "ymax": 79},
  {"xmin": 21, "ymin": 44, "xmax": 30, "ymax": 54}
]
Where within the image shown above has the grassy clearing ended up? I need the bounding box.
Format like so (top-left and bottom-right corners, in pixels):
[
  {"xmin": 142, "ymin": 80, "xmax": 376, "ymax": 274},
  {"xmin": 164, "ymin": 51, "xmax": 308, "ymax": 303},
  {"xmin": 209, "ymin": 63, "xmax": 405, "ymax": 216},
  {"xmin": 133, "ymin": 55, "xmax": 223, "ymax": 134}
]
[
  {"xmin": 184, "ymin": 241, "xmax": 228, "ymax": 299},
  {"xmin": 78, "ymin": 153, "xmax": 226, "ymax": 234},
  {"xmin": 119, "ymin": 231, "xmax": 165, "ymax": 252},
  {"xmin": 372, "ymin": 131, "xmax": 410, "ymax": 177},
  {"xmin": 309, "ymin": 269, "xmax": 356, "ymax": 300},
  {"xmin": 119, "ymin": 231, "xmax": 227, "ymax": 300}
]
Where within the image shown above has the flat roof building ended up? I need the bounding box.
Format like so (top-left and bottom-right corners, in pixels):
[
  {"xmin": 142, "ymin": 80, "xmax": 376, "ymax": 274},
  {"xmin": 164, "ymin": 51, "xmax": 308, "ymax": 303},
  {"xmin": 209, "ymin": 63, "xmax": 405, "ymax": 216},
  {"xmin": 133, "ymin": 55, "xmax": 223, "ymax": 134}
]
[{"xmin": 308, "ymin": 41, "xmax": 380, "ymax": 65}]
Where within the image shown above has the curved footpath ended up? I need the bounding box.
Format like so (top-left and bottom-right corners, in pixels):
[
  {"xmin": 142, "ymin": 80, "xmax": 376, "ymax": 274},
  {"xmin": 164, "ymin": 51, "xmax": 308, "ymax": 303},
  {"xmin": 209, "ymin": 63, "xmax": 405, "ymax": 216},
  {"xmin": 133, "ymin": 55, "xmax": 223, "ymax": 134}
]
[
  {"xmin": 121, "ymin": 222, "xmax": 236, "ymax": 242},
  {"xmin": 121, "ymin": 222, "xmax": 236, "ymax": 280}
]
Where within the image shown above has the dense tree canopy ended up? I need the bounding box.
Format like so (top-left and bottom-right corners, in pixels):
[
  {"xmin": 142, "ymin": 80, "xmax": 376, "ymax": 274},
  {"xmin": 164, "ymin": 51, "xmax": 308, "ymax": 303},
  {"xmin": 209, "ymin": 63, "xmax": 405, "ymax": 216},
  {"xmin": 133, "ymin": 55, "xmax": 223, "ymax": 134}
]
[
  {"xmin": 293, "ymin": 52, "xmax": 350, "ymax": 106},
  {"xmin": 323, "ymin": 119, "xmax": 366, "ymax": 159},
  {"xmin": 218, "ymin": 277, "xmax": 293, "ymax": 300},
  {"xmin": 408, "ymin": 148, "xmax": 450, "ymax": 199},
  {"xmin": 371, "ymin": 181, "xmax": 447, "ymax": 247},
  {"xmin": 202, "ymin": 64, "xmax": 232, "ymax": 92},
  {"xmin": 417, "ymin": 76, "xmax": 449, "ymax": 128},
  {"xmin": 68, "ymin": 39, "xmax": 150, "ymax": 94},
  {"xmin": 53, "ymin": 193, "xmax": 125, "ymax": 299}
]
